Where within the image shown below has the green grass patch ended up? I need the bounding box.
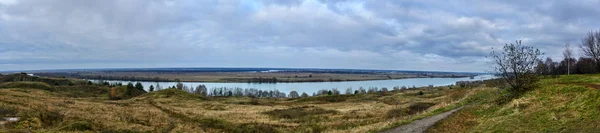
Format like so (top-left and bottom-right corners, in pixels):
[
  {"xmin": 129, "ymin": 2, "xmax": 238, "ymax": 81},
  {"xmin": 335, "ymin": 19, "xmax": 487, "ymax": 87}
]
[
  {"xmin": 430, "ymin": 75, "xmax": 600, "ymax": 132},
  {"xmin": 0, "ymin": 82, "xmax": 55, "ymax": 91}
]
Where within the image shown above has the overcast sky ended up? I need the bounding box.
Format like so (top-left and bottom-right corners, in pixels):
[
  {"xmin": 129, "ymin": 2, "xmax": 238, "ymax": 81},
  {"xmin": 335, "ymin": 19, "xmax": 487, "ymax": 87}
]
[{"xmin": 0, "ymin": 0, "xmax": 598, "ymax": 72}]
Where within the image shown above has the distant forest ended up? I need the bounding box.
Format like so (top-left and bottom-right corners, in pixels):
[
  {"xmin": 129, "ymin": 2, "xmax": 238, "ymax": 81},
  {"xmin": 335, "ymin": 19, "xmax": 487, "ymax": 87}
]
[{"xmin": 534, "ymin": 31, "xmax": 600, "ymax": 75}]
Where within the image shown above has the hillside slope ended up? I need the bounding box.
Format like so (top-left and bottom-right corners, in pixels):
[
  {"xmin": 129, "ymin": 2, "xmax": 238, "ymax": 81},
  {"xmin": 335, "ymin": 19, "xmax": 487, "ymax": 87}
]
[
  {"xmin": 0, "ymin": 82, "xmax": 483, "ymax": 132},
  {"xmin": 429, "ymin": 75, "xmax": 600, "ymax": 132}
]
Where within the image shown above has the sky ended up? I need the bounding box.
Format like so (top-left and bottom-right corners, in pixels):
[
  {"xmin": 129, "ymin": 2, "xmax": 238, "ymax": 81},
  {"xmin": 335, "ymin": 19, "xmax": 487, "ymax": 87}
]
[{"xmin": 0, "ymin": 0, "xmax": 598, "ymax": 72}]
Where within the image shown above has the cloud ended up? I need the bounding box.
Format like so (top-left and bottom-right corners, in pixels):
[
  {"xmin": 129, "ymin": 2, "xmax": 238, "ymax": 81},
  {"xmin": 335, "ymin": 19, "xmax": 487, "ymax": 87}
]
[{"xmin": 0, "ymin": 0, "xmax": 597, "ymax": 72}]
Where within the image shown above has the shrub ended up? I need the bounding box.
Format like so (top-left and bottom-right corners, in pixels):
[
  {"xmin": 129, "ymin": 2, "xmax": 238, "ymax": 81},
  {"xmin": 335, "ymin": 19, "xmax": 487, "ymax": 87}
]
[
  {"xmin": 417, "ymin": 91, "xmax": 424, "ymax": 95},
  {"xmin": 109, "ymin": 86, "xmax": 147, "ymax": 100}
]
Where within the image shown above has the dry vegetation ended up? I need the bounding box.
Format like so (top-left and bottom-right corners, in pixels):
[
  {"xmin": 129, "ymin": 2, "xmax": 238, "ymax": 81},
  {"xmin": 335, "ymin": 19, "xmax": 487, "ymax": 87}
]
[{"xmin": 0, "ymin": 77, "xmax": 484, "ymax": 132}]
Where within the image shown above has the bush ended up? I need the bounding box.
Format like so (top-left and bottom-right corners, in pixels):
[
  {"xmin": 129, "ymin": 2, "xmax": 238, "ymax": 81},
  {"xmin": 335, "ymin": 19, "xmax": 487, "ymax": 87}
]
[
  {"xmin": 109, "ymin": 86, "xmax": 147, "ymax": 100},
  {"xmin": 417, "ymin": 91, "xmax": 424, "ymax": 95}
]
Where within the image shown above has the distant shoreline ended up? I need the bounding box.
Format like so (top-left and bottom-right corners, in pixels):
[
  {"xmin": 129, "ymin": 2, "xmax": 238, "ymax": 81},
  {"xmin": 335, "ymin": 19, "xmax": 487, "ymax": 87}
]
[
  {"xmin": 83, "ymin": 75, "xmax": 474, "ymax": 83},
  {"xmin": 33, "ymin": 69, "xmax": 477, "ymax": 83}
]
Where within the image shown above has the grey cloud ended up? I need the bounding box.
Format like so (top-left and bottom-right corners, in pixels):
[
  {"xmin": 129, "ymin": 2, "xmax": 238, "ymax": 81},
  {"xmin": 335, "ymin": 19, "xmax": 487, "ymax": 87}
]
[{"xmin": 0, "ymin": 0, "xmax": 598, "ymax": 72}]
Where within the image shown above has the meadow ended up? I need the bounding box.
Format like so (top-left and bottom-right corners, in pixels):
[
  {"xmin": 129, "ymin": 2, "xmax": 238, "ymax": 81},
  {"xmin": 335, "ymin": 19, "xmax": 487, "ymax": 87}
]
[{"xmin": 0, "ymin": 74, "xmax": 483, "ymax": 132}]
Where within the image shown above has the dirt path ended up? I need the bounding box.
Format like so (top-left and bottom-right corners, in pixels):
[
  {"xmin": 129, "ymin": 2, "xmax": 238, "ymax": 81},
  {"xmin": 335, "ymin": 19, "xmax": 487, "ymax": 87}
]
[{"xmin": 382, "ymin": 106, "xmax": 464, "ymax": 133}]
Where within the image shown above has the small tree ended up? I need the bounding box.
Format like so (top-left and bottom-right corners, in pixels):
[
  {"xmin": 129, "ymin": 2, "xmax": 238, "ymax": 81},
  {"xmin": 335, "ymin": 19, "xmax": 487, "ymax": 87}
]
[
  {"xmin": 176, "ymin": 82, "xmax": 184, "ymax": 90},
  {"xmin": 289, "ymin": 91, "xmax": 299, "ymax": 98},
  {"xmin": 345, "ymin": 88, "xmax": 353, "ymax": 95},
  {"xmin": 301, "ymin": 92, "xmax": 309, "ymax": 98},
  {"xmin": 149, "ymin": 85, "xmax": 155, "ymax": 92},
  {"xmin": 126, "ymin": 82, "xmax": 134, "ymax": 89},
  {"xmin": 155, "ymin": 83, "xmax": 162, "ymax": 91},
  {"xmin": 563, "ymin": 43, "xmax": 574, "ymax": 75},
  {"xmin": 126, "ymin": 82, "xmax": 134, "ymax": 95},
  {"xmin": 489, "ymin": 40, "xmax": 542, "ymax": 99},
  {"xmin": 135, "ymin": 82, "xmax": 144, "ymax": 91}
]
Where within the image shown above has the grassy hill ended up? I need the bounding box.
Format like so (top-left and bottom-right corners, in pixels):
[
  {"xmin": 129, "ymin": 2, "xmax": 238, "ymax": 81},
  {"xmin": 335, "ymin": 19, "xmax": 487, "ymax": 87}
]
[
  {"xmin": 428, "ymin": 74, "xmax": 600, "ymax": 132},
  {"xmin": 10, "ymin": 73, "xmax": 600, "ymax": 132},
  {"xmin": 0, "ymin": 75, "xmax": 483, "ymax": 132}
]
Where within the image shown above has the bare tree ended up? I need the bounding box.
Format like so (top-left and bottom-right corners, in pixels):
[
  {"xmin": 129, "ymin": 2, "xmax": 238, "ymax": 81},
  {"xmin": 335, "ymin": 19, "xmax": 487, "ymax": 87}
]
[
  {"xmin": 580, "ymin": 31, "xmax": 600, "ymax": 72},
  {"xmin": 176, "ymin": 82, "xmax": 184, "ymax": 90},
  {"xmin": 345, "ymin": 88, "xmax": 353, "ymax": 95},
  {"xmin": 544, "ymin": 57, "xmax": 557, "ymax": 76},
  {"xmin": 490, "ymin": 40, "xmax": 542, "ymax": 97},
  {"xmin": 563, "ymin": 43, "xmax": 573, "ymax": 75}
]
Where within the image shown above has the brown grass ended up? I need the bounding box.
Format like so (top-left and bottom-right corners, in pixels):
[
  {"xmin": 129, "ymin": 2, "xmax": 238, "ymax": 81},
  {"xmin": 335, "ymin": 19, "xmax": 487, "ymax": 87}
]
[{"xmin": 0, "ymin": 85, "xmax": 480, "ymax": 132}]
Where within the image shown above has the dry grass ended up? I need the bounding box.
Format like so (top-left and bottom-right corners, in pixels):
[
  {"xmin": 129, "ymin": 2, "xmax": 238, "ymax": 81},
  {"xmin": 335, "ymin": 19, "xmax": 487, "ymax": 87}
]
[{"xmin": 0, "ymin": 84, "xmax": 481, "ymax": 132}]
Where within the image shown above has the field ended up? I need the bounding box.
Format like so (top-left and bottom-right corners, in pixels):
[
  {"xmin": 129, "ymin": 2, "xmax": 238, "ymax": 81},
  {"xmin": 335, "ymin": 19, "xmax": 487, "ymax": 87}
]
[{"xmin": 0, "ymin": 74, "xmax": 483, "ymax": 132}]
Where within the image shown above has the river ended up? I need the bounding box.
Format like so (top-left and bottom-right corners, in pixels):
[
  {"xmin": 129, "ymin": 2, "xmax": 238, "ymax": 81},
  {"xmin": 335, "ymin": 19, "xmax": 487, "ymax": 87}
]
[{"xmin": 94, "ymin": 75, "xmax": 495, "ymax": 95}]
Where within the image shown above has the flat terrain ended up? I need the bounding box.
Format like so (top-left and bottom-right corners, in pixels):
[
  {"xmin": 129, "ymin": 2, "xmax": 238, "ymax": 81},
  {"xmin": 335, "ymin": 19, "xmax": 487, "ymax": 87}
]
[
  {"xmin": 0, "ymin": 74, "xmax": 481, "ymax": 132},
  {"xmin": 35, "ymin": 71, "xmax": 474, "ymax": 82}
]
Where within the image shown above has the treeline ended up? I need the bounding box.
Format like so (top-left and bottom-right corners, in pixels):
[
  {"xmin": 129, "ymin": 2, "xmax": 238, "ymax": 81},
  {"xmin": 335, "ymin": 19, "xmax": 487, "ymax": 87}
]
[
  {"xmin": 247, "ymin": 77, "xmax": 278, "ymax": 83},
  {"xmin": 34, "ymin": 73, "xmax": 172, "ymax": 82},
  {"xmin": 170, "ymin": 84, "xmax": 423, "ymax": 99},
  {"xmin": 535, "ymin": 31, "xmax": 600, "ymax": 75}
]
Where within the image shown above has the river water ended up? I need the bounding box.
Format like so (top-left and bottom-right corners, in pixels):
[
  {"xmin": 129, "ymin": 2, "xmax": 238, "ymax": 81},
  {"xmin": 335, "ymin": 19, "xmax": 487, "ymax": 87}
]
[{"xmin": 95, "ymin": 75, "xmax": 494, "ymax": 95}]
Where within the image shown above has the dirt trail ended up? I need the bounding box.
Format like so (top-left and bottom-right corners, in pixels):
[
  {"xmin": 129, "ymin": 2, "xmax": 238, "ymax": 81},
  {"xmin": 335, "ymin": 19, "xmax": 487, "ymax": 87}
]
[{"xmin": 382, "ymin": 106, "xmax": 464, "ymax": 133}]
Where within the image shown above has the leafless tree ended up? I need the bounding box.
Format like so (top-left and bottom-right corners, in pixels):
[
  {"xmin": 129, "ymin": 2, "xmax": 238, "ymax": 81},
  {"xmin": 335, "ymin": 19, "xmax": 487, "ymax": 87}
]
[
  {"xmin": 489, "ymin": 40, "xmax": 542, "ymax": 97},
  {"xmin": 580, "ymin": 31, "xmax": 600, "ymax": 72},
  {"xmin": 345, "ymin": 88, "xmax": 353, "ymax": 95},
  {"xmin": 331, "ymin": 88, "xmax": 340, "ymax": 95},
  {"xmin": 176, "ymin": 82, "xmax": 184, "ymax": 90},
  {"xmin": 563, "ymin": 43, "xmax": 574, "ymax": 75},
  {"xmin": 194, "ymin": 85, "xmax": 207, "ymax": 96},
  {"xmin": 544, "ymin": 57, "xmax": 557, "ymax": 76}
]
